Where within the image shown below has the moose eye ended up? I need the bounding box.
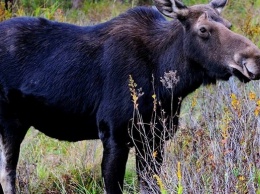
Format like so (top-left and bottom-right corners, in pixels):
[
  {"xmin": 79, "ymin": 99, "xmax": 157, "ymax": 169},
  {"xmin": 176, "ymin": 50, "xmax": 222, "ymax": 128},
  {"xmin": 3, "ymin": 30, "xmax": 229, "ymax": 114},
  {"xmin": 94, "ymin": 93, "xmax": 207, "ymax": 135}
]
[
  {"xmin": 200, "ymin": 27, "xmax": 207, "ymax": 33},
  {"xmin": 198, "ymin": 26, "xmax": 210, "ymax": 39}
]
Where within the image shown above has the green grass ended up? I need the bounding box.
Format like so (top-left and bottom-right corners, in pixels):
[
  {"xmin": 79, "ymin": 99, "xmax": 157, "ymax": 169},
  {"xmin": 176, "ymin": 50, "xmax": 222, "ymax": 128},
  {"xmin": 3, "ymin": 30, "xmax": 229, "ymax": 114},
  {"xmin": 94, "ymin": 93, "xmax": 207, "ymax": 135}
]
[
  {"xmin": 18, "ymin": 129, "xmax": 105, "ymax": 193},
  {"xmin": 17, "ymin": 128, "xmax": 138, "ymax": 193}
]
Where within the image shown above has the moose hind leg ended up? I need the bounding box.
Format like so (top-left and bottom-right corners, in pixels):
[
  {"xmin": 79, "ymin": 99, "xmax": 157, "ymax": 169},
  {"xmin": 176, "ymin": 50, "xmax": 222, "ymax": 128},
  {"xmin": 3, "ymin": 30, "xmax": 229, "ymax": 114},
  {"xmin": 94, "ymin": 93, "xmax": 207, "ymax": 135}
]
[
  {"xmin": 0, "ymin": 135, "xmax": 14, "ymax": 194},
  {"xmin": 0, "ymin": 124, "xmax": 28, "ymax": 194}
]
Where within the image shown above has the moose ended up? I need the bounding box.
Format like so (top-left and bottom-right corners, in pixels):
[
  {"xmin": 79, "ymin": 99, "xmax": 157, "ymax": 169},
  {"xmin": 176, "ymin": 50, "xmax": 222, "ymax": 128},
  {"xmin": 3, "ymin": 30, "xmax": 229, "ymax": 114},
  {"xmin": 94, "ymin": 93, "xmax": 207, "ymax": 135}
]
[{"xmin": 0, "ymin": 0, "xmax": 260, "ymax": 193}]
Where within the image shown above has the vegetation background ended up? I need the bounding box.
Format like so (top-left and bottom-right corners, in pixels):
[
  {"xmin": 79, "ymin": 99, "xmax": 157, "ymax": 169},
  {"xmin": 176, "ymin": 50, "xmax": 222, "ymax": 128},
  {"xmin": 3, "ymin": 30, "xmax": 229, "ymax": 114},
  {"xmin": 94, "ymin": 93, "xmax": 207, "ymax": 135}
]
[{"xmin": 1, "ymin": 0, "xmax": 260, "ymax": 193}]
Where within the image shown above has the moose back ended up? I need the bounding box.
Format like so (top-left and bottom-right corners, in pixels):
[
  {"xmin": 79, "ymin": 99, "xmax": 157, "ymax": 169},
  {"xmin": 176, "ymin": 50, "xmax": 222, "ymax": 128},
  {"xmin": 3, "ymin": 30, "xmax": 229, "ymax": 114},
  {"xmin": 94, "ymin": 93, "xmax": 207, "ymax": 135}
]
[{"xmin": 1, "ymin": 0, "xmax": 260, "ymax": 193}]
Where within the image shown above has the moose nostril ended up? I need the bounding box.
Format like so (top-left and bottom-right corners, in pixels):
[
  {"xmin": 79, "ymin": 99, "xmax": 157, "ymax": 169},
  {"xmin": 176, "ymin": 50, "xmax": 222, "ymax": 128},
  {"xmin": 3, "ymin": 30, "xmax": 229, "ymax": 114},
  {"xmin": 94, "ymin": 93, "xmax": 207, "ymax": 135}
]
[
  {"xmin": 242, "ymin": 59, "xmax": 247, "ymax": 66},
  {"xmin": 240, "ymin": 57, "xmax": 249, "ymax": 66}
]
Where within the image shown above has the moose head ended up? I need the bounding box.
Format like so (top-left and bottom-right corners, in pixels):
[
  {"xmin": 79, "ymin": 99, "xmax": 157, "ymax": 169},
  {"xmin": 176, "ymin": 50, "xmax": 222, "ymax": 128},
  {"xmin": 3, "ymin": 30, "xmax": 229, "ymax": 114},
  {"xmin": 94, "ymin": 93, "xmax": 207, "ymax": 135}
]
[{"xmin": 154, "ymin": 0, "xmax": 260, "ymax": 83}]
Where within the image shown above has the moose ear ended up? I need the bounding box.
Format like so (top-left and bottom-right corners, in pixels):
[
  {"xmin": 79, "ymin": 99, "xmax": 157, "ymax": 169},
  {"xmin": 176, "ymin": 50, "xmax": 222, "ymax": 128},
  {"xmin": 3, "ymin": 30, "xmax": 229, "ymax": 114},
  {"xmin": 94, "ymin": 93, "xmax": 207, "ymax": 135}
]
[
  {"xmin": 154, "ymin": 0, "xmax": 189, "ymax": 19},
  {"xmin": 209, "ymin": 0, "xmax": 228, "ymax": 14}
]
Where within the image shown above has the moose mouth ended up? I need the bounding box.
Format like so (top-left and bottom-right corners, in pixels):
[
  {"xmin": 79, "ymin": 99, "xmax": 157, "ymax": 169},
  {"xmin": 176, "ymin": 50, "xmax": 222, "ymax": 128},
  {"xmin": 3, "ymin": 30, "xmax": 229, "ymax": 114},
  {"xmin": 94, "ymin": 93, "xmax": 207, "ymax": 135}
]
[{"xmin": 229, "ymin": 61, "xmax": 259, "ymax": 81}]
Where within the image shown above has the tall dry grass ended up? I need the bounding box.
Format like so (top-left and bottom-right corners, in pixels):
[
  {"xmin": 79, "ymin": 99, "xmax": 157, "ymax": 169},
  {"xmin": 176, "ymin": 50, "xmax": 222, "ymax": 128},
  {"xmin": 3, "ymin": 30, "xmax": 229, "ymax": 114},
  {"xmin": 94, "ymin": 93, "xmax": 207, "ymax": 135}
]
[
  {"xmin": 130, "ymin": 75, "xmax": 260, "ymax": 193},
  {"xmin": 164, "ymin": 80, "xmax": 260, "ymax": 193}
]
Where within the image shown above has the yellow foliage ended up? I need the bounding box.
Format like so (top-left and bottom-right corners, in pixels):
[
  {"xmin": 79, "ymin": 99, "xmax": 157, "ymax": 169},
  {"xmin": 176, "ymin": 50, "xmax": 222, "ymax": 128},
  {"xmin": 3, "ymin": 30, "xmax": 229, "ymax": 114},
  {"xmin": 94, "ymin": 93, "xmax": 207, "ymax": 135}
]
[
  {"xmin": 255, "ymin": 106, "xmax": 260, "ymax": 116},
  {"xmin": 153, "ymin": 174, "xmax": 166, "ymax": 193},
  {"xmin": 249, "ymin": 92, "xmax": 256, "ymax": 100},
  {"xmin": 190, "ymin": 89, "xmax": 198, "ymax": 108},
  {"xmin": 241, "ymin": 13, "xmax": 260, "ymax": 41},
  {"xmin": 238, "ymin": 175, "xmax": 246, "ymax": 181},
  {"xmin": 230, "ymin": 93, "xmax": 239, "ymax": 109},
  {"xmin": 230, "ymin": 93, "xmax": 241, "ymax": 117},
  {"xmin": 129, "ymin": 75, "xmax": 138, "ymax": 108},
  {"xmin": 191, "ymin": 97, "xmax": 197, "ymax": 108},
  {"xmin": 256, "ymin": 99, "xmax": 260, "ymax": 116},
  {"xmin": 248, "ymin": 92, "xmax": 260, "ymax": 116},
  {"xmin": 152, "ymin": 151, "xmax": 158, "ymax": 158},
  {"xmin": 220, "ymin": 107, "xmax": 231, "ymax": 141},
  {"xmin": 128, "ymin": 75, "xmax": 144, "ymax": 109},
  {"xmin": 177, "ymin": 161, "xmax": 183, "ymax": 194},
  {"xmin": 0, "ymin": 2, "xmax": 12, "ymax": 22},
  {"xmin": 177, "ymin": 162, "xmax": 182, "ymax": 181},
  {"xmin": 15, "ymin": 8, "xmax": 26, "ymax": 17}
]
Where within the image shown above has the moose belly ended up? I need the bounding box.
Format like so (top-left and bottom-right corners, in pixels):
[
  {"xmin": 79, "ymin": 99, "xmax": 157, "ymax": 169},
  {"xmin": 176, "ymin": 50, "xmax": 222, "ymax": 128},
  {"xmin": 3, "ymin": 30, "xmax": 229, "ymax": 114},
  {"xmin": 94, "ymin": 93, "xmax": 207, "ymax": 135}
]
[
  {"xmin": 30, "ymin": 112, "xmax": 100, "ymax": 142},
  {"xmin": 8, "ymin": 92, "xmax": 99, "ymax": 142}
]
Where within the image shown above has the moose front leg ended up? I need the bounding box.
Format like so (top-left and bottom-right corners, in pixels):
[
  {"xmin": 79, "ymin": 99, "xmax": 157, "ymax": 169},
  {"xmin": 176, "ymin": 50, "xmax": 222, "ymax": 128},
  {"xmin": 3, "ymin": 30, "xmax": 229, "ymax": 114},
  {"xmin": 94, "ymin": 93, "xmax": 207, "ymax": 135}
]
[
  {"xmin": 101, "ymin": 143, "xmax": 129, "ymax": 194},
  {"xmin": 98, "ymin": 120, "xmax": 130, "ymax": 194}
]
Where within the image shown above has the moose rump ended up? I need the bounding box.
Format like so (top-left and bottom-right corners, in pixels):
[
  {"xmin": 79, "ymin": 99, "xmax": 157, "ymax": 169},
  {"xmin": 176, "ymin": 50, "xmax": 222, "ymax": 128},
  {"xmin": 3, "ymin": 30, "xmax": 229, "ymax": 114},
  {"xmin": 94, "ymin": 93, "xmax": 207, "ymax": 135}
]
[{"xmin": 1, "ymin": 0, "xmax": 260, "ymax": 194}]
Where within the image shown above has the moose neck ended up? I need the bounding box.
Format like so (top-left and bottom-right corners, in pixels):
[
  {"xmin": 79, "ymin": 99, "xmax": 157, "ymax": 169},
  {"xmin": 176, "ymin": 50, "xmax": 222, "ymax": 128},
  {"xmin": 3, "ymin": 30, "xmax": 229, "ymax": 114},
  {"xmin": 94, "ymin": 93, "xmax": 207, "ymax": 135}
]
[{"xmin": 150, "ymin": 20, "xmax": 206, "ymax": 109}]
